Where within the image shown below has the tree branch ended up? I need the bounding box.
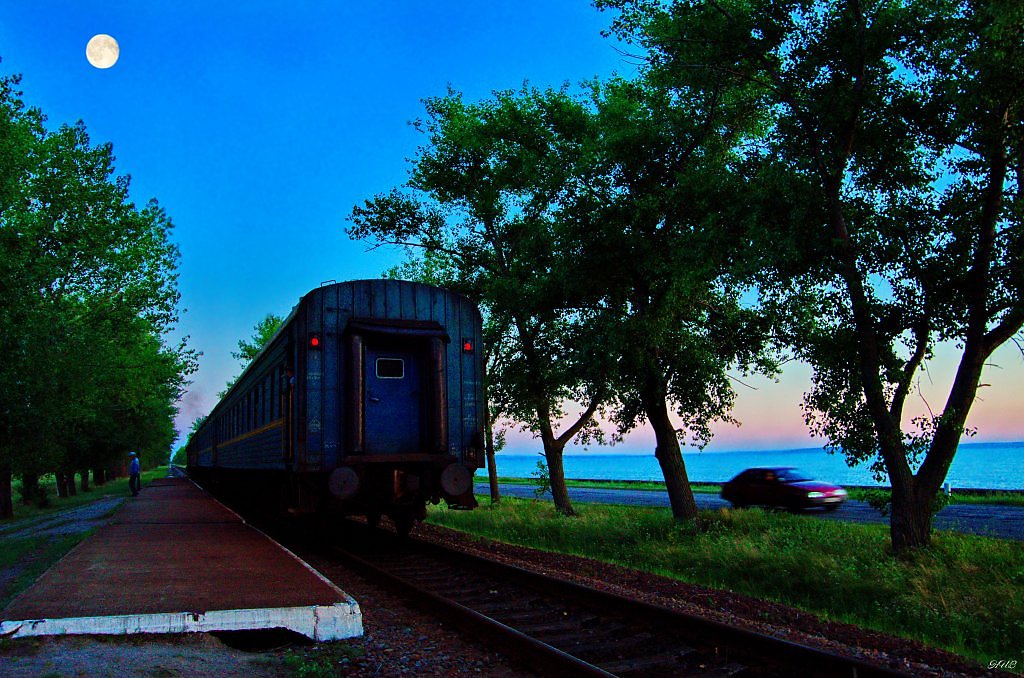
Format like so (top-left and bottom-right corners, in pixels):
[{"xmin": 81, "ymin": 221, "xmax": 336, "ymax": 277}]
[
  {"xmin": 890, "ymin": 317, "xmax": 931, "ymax": 422},
  {"xmin": 555, "ymin": 394, "xmax": 603, "ymax": 447}
]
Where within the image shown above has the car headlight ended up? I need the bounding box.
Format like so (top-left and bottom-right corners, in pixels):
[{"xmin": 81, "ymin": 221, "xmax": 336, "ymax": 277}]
[
  {"xmin": 807, "ymin": 491, "xmax": 825, "ymax": 498},
  {"xmin": 834, "ymin": 489, "xmax": 847, "ymax": 496}
]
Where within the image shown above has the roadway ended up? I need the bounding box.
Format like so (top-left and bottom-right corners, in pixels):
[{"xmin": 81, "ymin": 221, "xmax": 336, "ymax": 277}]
[{"xmin": 474, "ymin": 483, "xmax": 1024, "ymax": 541}]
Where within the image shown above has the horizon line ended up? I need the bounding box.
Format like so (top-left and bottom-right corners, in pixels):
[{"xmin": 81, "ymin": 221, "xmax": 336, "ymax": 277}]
[{"xmin": 497, "ymin": 439, "xmax": 1024, "ymax": 456}]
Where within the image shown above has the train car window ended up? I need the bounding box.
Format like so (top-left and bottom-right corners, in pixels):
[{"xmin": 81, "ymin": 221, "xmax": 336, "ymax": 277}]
[
  {"xmin": 376, "ymin": 357, "xmax": 405, "ymax": 379},
  {"xmin": 271, "ymin": 371, "xmax": 278, "ymax": 419},
  {"xmin": 259, "ymin": 379, "xmax": 266, "ymax": 425}
]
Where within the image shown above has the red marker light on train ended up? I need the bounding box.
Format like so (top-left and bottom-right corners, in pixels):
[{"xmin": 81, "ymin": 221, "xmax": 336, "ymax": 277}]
[
  {"xmin": 462, "ymin": 340, "xmax": 473, "ymax": 353},
  {"xmin": 309, "ymin": 335, "xmax": 321, "ymax": 348}
]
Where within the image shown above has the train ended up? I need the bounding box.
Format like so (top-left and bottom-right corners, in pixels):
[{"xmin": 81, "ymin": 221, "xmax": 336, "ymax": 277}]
[{"xmin": 186, "ymin": 279, "xmax": 485, "ymax": 534}]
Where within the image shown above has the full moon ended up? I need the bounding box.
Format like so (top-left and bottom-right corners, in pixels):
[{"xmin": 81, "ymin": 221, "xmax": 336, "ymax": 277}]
[{"xmin": 86, "ymin": 34, "xmax": 119, "ymax": 69}]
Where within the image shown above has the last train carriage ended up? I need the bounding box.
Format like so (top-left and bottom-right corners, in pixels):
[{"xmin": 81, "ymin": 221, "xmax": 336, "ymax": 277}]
[{"xmin": 187, "ymin": 279, "xmax": 485, "ymax": 533}]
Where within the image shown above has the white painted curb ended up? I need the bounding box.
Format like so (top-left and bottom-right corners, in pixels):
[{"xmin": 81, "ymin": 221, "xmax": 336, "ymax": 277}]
[{"xmin": 1, "ymin": 600, "xmax": 363, "ymax": 641}]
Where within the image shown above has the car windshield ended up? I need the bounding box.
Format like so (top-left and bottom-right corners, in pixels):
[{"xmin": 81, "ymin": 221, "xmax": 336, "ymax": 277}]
[{"xmin": 774, "ymin": 468, "xmax": 812, "ymax": 483}]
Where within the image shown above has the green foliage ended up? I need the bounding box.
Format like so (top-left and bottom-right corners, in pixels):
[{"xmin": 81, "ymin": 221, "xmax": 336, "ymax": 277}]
[
  {"xmin": 861, "ymin": 488, "xmax": 951, "ymax": 518},
  {"xmin": 350, "ymin": 79, "xmax": 781, "ymax": 518},
  {"xmin": 596, "ymin": 0, "xmax": 1024, "ymax": 550},
  {"xmin": 861, "ymin": 488, "xmax": 896, "ymax": 517},
  {"xmin": 0, "ymin": 72, "xmax": 195, "ymax": 515},
  {"xmin": 349, "ymin": 85, "xmax": 622, "ymax": 514},
  {"xmin": 231, "ymin": 313, "xmax": 284, "ymax": 365},
  {"xmin": 560, "ymin": 77, "xmax": 780, "ymax": 518},
  {"xmin": 283, "ymin": 642, "xmax": 366, "ymax": 677},
  {"xmin": 530, "ymin": 458, "xmax": 551, "ymax": 498},
  {"xmin": 429, "ymin": 498, "xmax": 1024, "ymax": 663},
  {"xmin": 948, "ymin": 492, "xmax": 1024, "ymax": 508},
  {"xmin": 220, "ymin": 313, "xmax": 284, "ymax": 397}
]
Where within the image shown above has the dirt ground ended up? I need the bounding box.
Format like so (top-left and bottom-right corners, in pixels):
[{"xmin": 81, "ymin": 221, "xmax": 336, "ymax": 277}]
[{"xmin": 1, "ymin": 633, "xmax": 293, "ymax": 677}]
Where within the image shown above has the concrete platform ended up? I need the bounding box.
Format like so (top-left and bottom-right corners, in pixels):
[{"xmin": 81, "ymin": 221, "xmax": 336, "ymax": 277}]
[{"xmin": 0, "ymin": 477, "xmax": 362, "ymax": 641}]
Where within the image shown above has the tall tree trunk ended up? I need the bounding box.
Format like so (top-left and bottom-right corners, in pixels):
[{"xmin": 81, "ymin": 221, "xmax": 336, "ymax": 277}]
[
  {"xmin": 641, "ymin": 375, "xmax": 698, "ymax": 520},
  {"xmin": 20, "ymin": 473, "xmax": 40, "ymax": 505},
  {"xmin": 92, "ymin": 467, "xmax": 105, "ymax": 486},
  {"xmin": 889, "ymin": 344, "xmax": 988, "ymax": 551},
  {"xmin": 0, "ymin": 466, "xmax": 12, "ymax": 520},
  {"xmin": 80, "ymin": 468, "xmax": 90, "ymax": 492},
  {"xmin": 890, "ymin": 477, "xmax": 933, "ymax": 552},
  {"xmin": 484, "ymin": 406, "xmax": 500, "ymax": 504},
  {"xmin": 533, "ymin": 394, "xmax": 600, "ymax": 518},
  {"xmin": 543, "ymin": 440, "xmax": 574, "ymax": 516},
  {"xmin": 56, "ymin": 471, "xmax": 69, "ymax": 498},
  {"xmin": 65, "ymin": 471, "xmax": 77, "ymax": 496}
]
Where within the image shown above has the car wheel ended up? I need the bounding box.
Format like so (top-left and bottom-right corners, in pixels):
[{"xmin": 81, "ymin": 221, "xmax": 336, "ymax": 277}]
[{"xmin": 730, "ymin": 502, "xmax": 747, "ymax": 509}]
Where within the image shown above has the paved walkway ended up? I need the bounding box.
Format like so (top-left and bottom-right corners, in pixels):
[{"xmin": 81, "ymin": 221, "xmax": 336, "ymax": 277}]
[
  {"xmin": 1, "ymin": 477, "xmax": 362, "ymax": 641},
  {"xmin": 477, "ymin": 483, "xmax": 1024, "ymax": 541}
]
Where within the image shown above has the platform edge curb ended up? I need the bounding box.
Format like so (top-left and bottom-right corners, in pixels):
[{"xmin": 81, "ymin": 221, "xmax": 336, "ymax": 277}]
[{"xmin": 0, "ymin": 600, "xmax": 363, "ymax": 641}]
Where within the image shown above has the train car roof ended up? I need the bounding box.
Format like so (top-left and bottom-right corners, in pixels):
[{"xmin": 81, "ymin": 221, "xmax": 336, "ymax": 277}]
[{"xmin": 193, "ymin": 279, "xmax": 478, "ymax": 434}]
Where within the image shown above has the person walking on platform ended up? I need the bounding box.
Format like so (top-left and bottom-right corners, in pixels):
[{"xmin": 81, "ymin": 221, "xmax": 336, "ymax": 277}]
[{"xmin": 129, "ymin": 452, "xmax": 141, "ymax": 497}]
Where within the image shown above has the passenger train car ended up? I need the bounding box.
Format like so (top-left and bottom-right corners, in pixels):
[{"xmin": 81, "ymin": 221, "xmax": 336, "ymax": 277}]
[{"xmin": 187, "ymin": 279, "xmax": 485, "ymax": 533}]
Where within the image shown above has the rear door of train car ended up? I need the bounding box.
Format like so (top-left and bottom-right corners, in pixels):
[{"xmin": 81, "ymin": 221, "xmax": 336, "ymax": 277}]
[{"xmin": 363, "ymin": 342, "xmax": 425, "ymax": 453}]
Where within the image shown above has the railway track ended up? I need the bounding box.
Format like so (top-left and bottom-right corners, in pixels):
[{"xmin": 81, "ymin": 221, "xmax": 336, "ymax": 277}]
[{"xmin": 329, "ymin": 524, "xmax": 909, "ymax": 677}]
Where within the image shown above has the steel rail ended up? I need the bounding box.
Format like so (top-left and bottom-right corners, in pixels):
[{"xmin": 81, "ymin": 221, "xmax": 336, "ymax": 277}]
[
  {"xmin": 333, "ymin": 528, "xmax": 912, "ymax": 678},
  {"xmin": 336, "ymin": 546, "xmax": 615, "ymax": 677}
]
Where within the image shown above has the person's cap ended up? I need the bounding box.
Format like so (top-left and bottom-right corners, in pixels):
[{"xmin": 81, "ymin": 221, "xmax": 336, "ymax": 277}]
[{"xmin": 129, "ymin": 452, "xmax": 137, "ymax": 456}]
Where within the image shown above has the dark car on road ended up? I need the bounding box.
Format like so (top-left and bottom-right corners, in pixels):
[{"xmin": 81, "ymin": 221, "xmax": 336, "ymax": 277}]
[{"xmin": 721, "ymin": 467, "xmax": 847, "ymax": 511}]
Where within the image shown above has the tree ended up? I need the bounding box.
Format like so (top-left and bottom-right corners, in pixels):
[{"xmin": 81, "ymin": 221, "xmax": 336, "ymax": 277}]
[
  {"xmin": 232, "ymin": 313, "xmax": 284, "ymax": 364},
  {"xmin": 0, "ymin": 73, "xmax": 46, "ymax": 516},
  {"xmin": 219, "ymin": 313, "xmax": 283, "ymax": 396},
  {"xmin": 556, "ymin": 77, "xmax": 777, "ymax": 520},
  {"xmin": 350, "ymin": 87, "xmax": 612, "ymax": 516},
  {"xmin": 0, "ymin": 70, "xmax": 195, "ymax": 517},
  {"xmin": 600, "ymin": 0, "xmax": 1024, "ymax": 550}
]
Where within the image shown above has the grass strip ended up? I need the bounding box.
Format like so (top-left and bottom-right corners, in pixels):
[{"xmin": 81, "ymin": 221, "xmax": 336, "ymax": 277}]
[
  {"xmin": 9, "ymin": 467, "xmax": 169, "ymax": 522},
  {"xmin": 427, "ymin": 496, "xmax": 1024, "ymax": 664},
  {"xmin": 0, "ymin": 532, "xmax": 92, "ymax": 610},
  {"xmin": 1, "ymin": 467, "xmax": 169, "ymax": 609}
]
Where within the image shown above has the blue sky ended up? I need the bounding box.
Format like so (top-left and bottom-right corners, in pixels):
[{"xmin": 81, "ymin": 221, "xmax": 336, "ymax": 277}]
[{"xmin": 2, "ymin": 1, "xmax": 1021, "ymax": 453}]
